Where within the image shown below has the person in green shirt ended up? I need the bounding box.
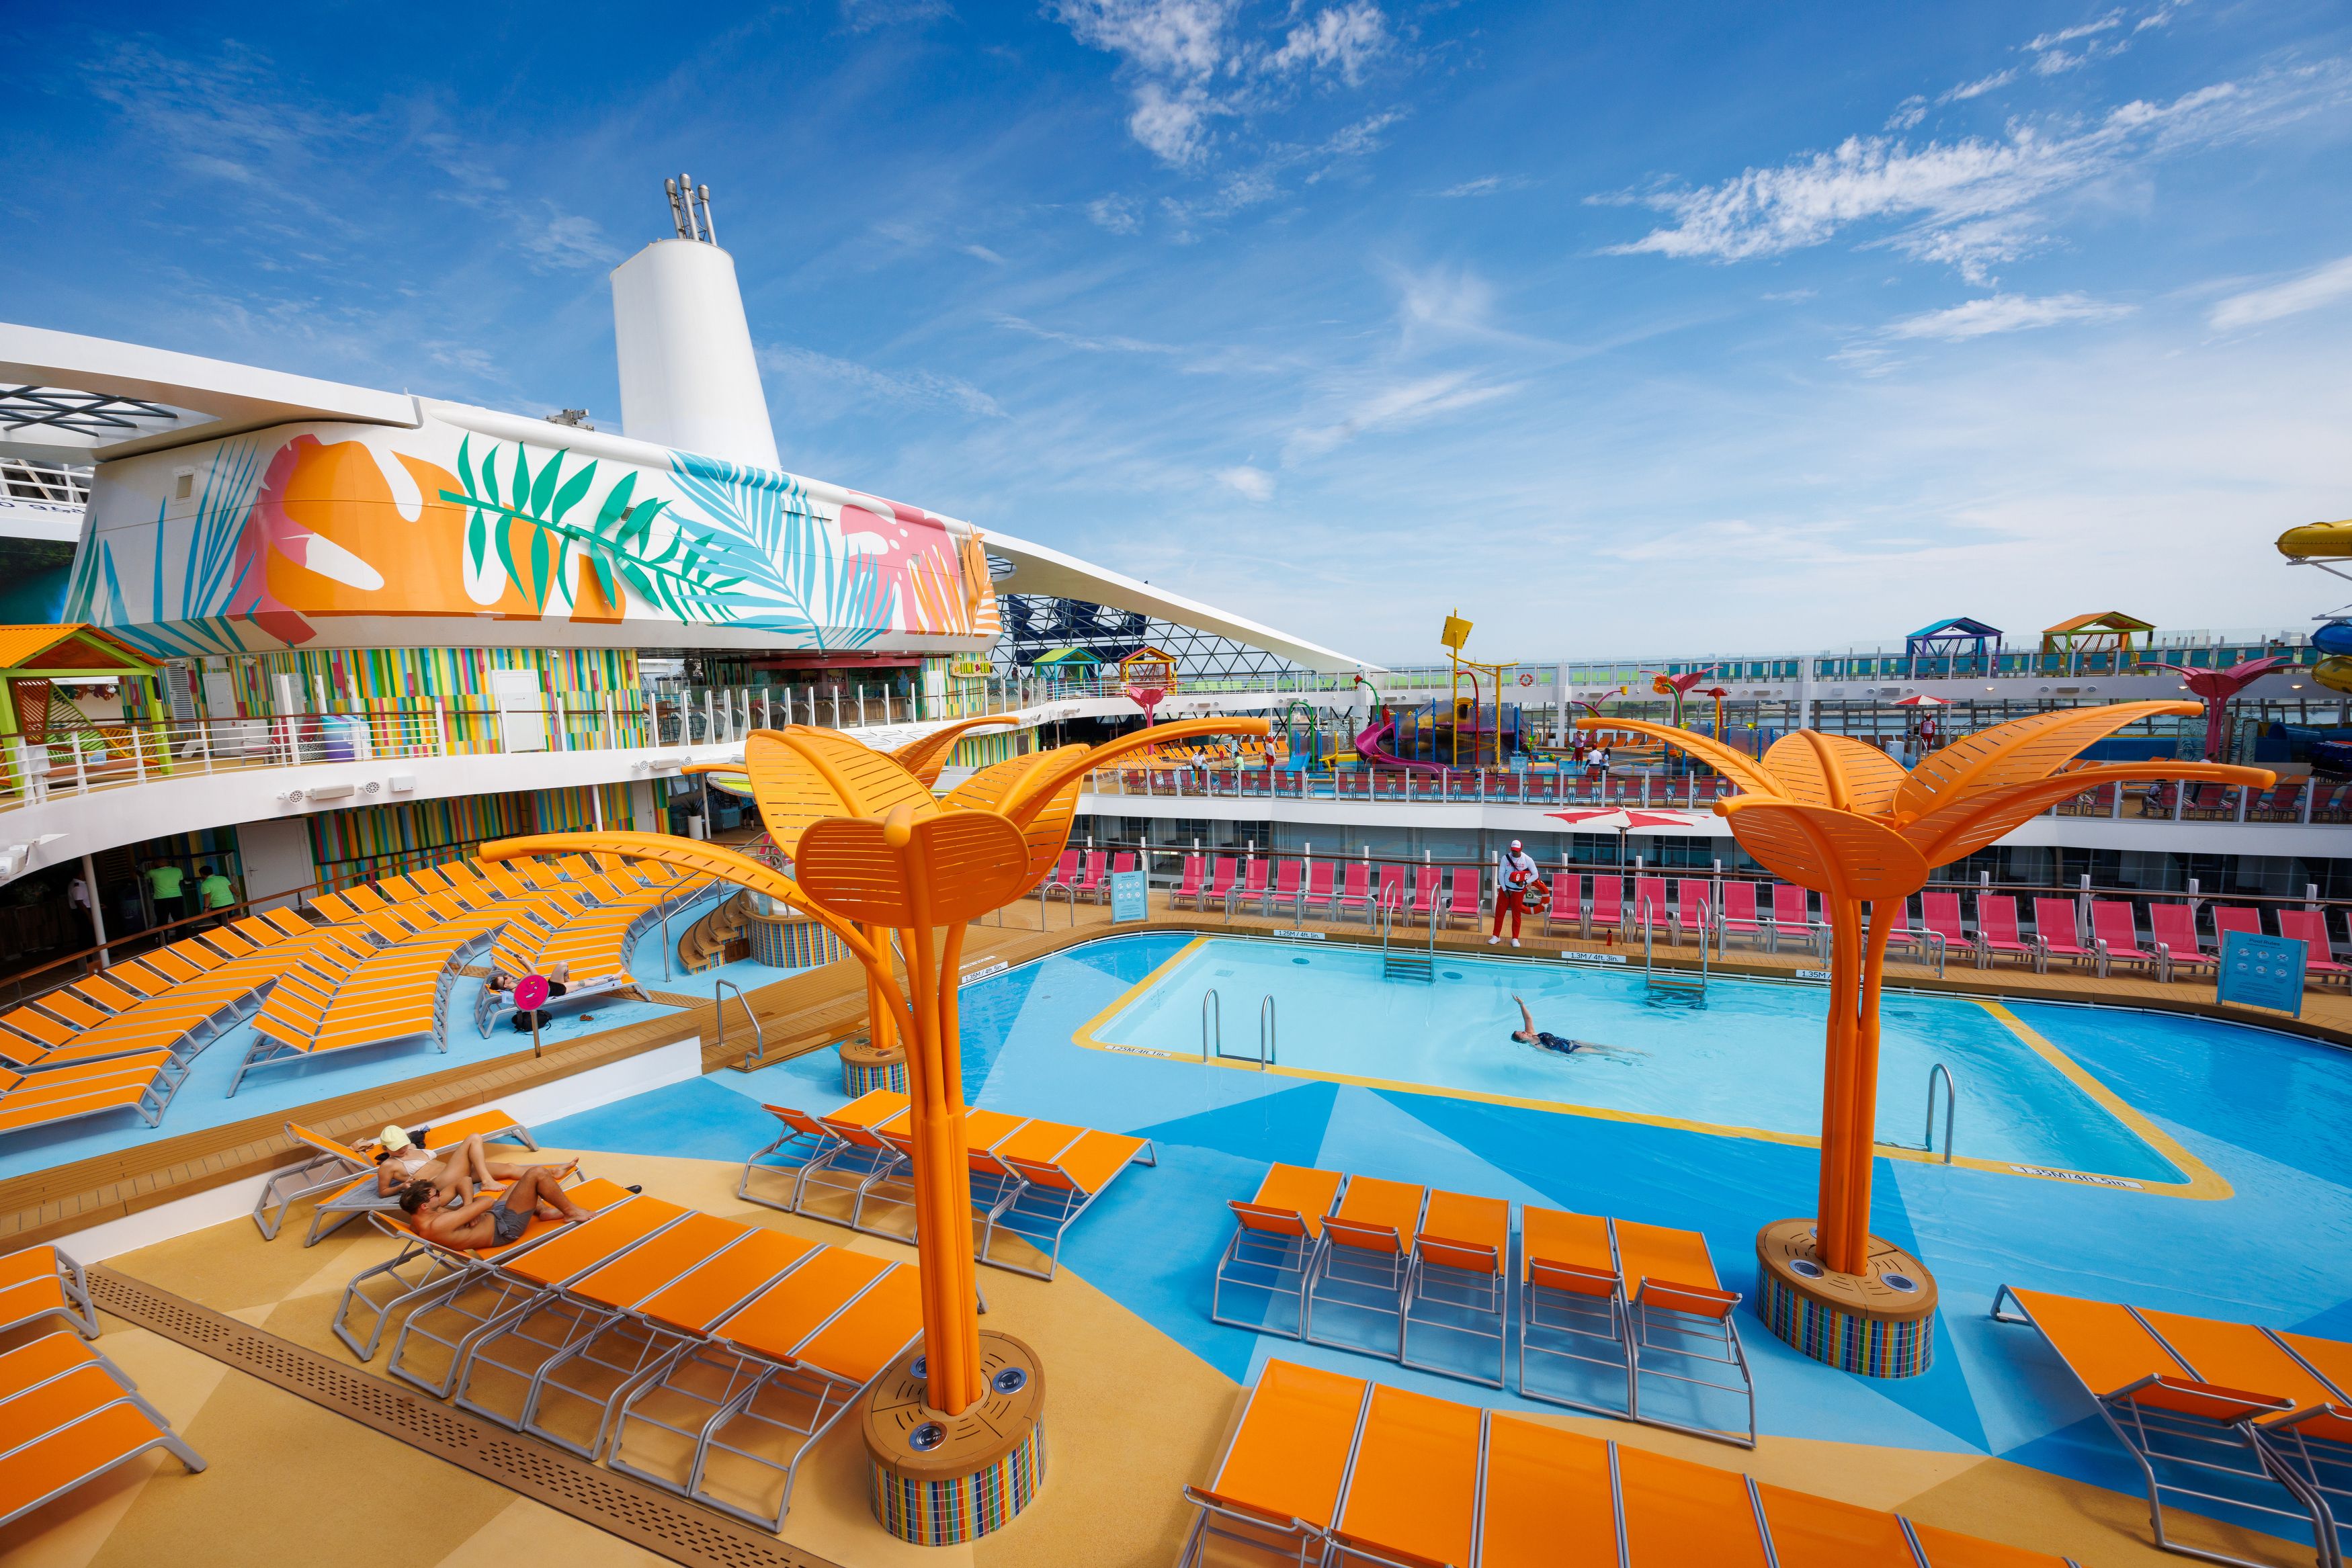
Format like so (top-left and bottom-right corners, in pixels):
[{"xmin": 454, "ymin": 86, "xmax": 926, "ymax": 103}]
[
  {"xmin": 146, "ymin": 863, "xmax": 187, "ymax": 927},
  {"xmin": 198, "ymin": 865, "xmax": 237, "ymax": 923}
]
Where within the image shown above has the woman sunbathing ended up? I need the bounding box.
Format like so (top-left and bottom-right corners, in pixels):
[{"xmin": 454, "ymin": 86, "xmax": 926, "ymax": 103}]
[{"xmin": 374, "ymin": 1127, "xmax": 575, "ymax": 1206}]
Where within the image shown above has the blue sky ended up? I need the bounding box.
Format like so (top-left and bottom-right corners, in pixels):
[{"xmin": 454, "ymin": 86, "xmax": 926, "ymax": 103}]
[{"xmin": 6, "ymin": 1, "xmax": 2350, "ymax": 663}]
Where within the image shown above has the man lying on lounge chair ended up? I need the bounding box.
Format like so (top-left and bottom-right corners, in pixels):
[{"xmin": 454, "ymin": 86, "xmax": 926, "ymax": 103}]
[
  {"xmin": 375, "ymin": 1127, "xmax": 576, "ymax": 1207},
  {"xmin": 402, "ymin": 1165, "xmax": 592, "ymax": 1247}
]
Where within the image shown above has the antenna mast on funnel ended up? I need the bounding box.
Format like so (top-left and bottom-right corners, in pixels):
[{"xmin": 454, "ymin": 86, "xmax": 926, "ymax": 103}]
[
  {"xmin": 612, "ymin": 175, "xmax": 778, "ymax": 468},
  {"xmin": 664, "ymin": 175, "xmax": 718, "ymax": 244}
]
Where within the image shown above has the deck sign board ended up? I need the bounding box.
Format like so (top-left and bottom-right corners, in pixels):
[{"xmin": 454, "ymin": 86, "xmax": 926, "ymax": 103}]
[
  {"xmin": 2218, "ymin": 930, "xmax": 2305, "ymax": 1017},
  {"xmin": 1109, "ymin": 869, "xmax": 1148, "ymax": 924}
]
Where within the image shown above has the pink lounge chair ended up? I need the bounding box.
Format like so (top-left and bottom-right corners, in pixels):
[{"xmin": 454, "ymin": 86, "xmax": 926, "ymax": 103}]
[
  {"xmin": 1974, "ymin": 895, "xmax": 2041, "ymax": 970},
  {"xmin": 2145, "ymin": 903, "xmax": 2211, "ymax": 981},
  {"xmin": 1105, "ymin": 851, "xmax": 1137, "ymax": 904},
  {"xmin": 1446, "ymin": 867, "xmax": 1482, "ymax": 930},
  {"xmin": 1071, "ymin": 851, "xmax": 1109, "ymax": 902},
  {"xmin": 1769, "ymin": 884, "xmax": 1817, "ymax": 956},
  {"xmin": 1673, "ymin": 877, "xmax": 1712, "ymax": 947},
  {"xmin": 1269, "ymin": 859, "xmax": 1305, "ymax": 919},
  {"xmin": 1169, "ymin": 855, "xmax": 1206, "ymax": 910},
  {"xmin": 2277, "ymin": 908, "xmax": 2352, "ymax": 988},
  {"xmin": 1408, "ymin": 865, "xmax": 1444, "ymax": 922},
  {"xmin": 1717, "ymin": 881, "xmax": 1766, "ymax": 948},
  {"xmin": 1919, "ymin": 890, "xmax": 1970, "ymax": 960},
  {"xmin": 1301, "ymin": 861, "xmax": 1339, "ymax": 919},
  {"xmin": 2089, "ymin": 899, "xmax": 2159, "ymax": 979},
  {"xmin": 1044, "ymin": 849, "xmax": 1079, "ymax": 893},
  {"xmin": 1546, "ymin": 869, "xmax": 1584, "ymax": 935},
  {"xmin": 1335, "ymin": 862, "xmax": 1375, "ymax": 923},
  {"xmin": 1374, "ymin": 864, "xmax": 1406, "ymax": 918},
  {"xmin": 1632, "ymin": 877, "xmax": 1669, "ymax": 941},
  {"xmin": 1585, "ymin": 875, "xmax": 1624, "ymax": 939},
  {"xmin": 1235, "ymin": 857, "xmax": 1271, "ymax": 916},
  {"xmin": 2032, "ymin": 898, "xmax": 2099, "ymax": 973},
  {"xmin": 2210, "ymin": 905, "xmax": 2263, "ymax": 945},
  {"xmin": 1206, "ymin": 857, "xmax": 1241, "ymax": 907}
]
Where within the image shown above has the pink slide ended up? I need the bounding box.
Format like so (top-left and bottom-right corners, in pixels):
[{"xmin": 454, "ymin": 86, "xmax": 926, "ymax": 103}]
[{"xmin": 1352, "ymin": 677, "xmax": 1441, "ymax": 774}]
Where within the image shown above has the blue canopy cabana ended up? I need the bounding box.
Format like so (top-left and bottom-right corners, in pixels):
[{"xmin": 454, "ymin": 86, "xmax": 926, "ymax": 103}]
[{"xmin": 1904, "ymin": 617, "xmax": 2003, "ymax": 670}]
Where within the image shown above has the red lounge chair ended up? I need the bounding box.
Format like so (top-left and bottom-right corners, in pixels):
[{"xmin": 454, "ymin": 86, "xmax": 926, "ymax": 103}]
[
  {"xmin": 1919, "ymin": 890, "xmax": 1970, "ymax": 962},
  {"xmin": 1169, "ymin": 855, "xmax": 1206, "ymax": 910},
  {"xmin": 1236, "ymin": 858, "xmax": 1272, "ymax": 916},
  {"xmin": 1716, "ymin": 881, "xmax": 1767, "ymax": 949},
  {"xmin": 2277, "ymin": 908, "xmax": 2352, "ymax": 988},
  {"xmin": 1975, "ymin": 895, "xmax": 2042, "ymax": 970},
  {"xmin": 1632, "ymin": 877, "xmax": 1669, "ymax": 942},
  {"xmin": 1374, "ymin": 864, "xmax": 1406, "ymax": 918},
  {"xmin": 1446, "ymin": 867, "xmax": 1482, "ymax": 930},
  {"xmin": 1071, "ymin": 851, "xmax": 1109, "ymax": 902},
  {"xmin": 1767, "ymin": 884, "xmax": 1816, "ymax": 956},
  {"xmin": 1336, "ymin": 862, "xmax": 1376, "ymax": 923},
  {"xmin": 1107, "ymin": 851, "xmax": 1138, "ymax": 903},
  {"xmin": 1205, "ymin": 857, "xmax": 1239, "ymax": 908},
  {"xmin": 1301, "ymin": 861, "xmax": 1339, "ymax": 919},
  {"xmin": 2212, "ymin": 905, "xmax": 2263, "ymax": 945},
  {"xmin": 2146, "ymin": 902, "xmax": 2214, "ymax": 979},
  {"xmin": 1270, "ymin": 859, "xmax": 1306, "ymax": 920},
  {"xmin": 1673, "ymin": 878, "xmax": 1712, "ymax": 947},
  {"xmin": 2033, "ymin": 898, "xmax": 2099, "ymax": 973},
  {"xmin": 2090, "ymin": 899, "xmax": 2160, "ymax": 979},
  {"xmin": 1409, "ymin": 866, "xmax": 1445, "ymax": 922},
  {"xmin": 1546, "ymin": 871, "xmax": 1585, "ymax": 936},
  {"xmin": 1585, "ymin": 875, "xmax": 1624, "ymax": 941}
]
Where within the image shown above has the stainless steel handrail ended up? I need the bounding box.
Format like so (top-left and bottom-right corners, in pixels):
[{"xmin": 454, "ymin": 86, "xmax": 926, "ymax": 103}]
[
  {"xmin": 1925, "ymin": 1062, "xmax": 1958, "ymax": 1164},
  {"xmin": 715, "ymin": 979, "xmax": 765, "ymax": 1072},
  {"xmin": 1202, "ymin": 988, "xmax": 1221, "ymax": 1062},
  {"xmin": 1259, "ymin": 994, "xmax": 1277, "ymax": 1070}
]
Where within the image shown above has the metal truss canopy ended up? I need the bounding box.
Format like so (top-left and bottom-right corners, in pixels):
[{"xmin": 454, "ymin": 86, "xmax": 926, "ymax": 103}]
[{"xmin": 995, "ymin": 593, "xmax": 1307, "ymax": 684}]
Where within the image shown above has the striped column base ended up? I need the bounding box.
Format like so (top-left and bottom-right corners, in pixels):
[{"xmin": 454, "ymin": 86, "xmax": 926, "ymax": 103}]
[
  {"xmin": 840, "ymin": 1037, "xmax": 908, "ymax": 1097},
  {"xmin": 747, "ymin": 911, "xmax": 845, "ymax": 969},
  {"xmin": 1754, "ymin": 1219, "xmax": 1937, "ymax": 1379},
  {"xmin": 863, "ymin": 1332, "xmax": 1046, "ymax": 1546}
]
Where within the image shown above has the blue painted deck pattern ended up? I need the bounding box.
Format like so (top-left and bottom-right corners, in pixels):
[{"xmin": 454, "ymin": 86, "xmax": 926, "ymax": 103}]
[{"xmin": 533, "ymin": 930, "xmax": 2352, "ymax": 1542}]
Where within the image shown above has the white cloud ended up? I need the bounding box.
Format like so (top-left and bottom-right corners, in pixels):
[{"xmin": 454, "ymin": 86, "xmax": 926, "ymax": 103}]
[
  {"xmin": 1601, "ymin": 64, "xmax": 2352, "ymax": 283},
  {"xmin": 761, "ymin": 345, "xmax": 1005, "ymax": 418},
  {"xmin": 1052, "ymin": 0, "xmax": 1398, "ymax": 166},
  {"xmin": 1216, "ymin": 464, "xmax": 1276, "ymax": 500},
  {"xmin": 1882, "ymin": 292, "xmax": 2134, "ymax": 340},
  {"xmin": 991, "ymin": 314, "xmax": 1185, "ymax": 355},
  {"xmin": 1886, "ymin": 97, "xmax": 1927, "ymax": 130},
  {"xmin": 1264, "ymin": 2, "xmax": 1390, "ymax": 84},
  {"xmin": 1942, "ymin": 69, "xmax": 2016, "ymax": 102},
  {"xmin": 1086, "ymin": 193, "xmax": 1142, "ymax": 233},
  {"xmin": 1433, "ymin": 175, "xmax": 1524, "ymax": 198},
  {"xmin": 2023, "ymin": 11, "xmax": 2124, "ymax": 52},
  {"xmin": 1284, "ymin": 372, "xmax": 1518, "ymax": 462},
  {"xmin": 2208, "ymin": 253, "xmax": 2352, "ymax": 330},
  {"xmin": 960, "ymin": 243, "xmax": 1008, "ymax": 264}
]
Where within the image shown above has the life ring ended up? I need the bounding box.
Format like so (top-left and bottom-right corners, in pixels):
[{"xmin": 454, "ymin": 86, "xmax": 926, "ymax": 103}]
[
  {"xmin": 1519, "ymin": 878, "xmax": 1552, "ymax": 914},
  {"xmin": 1519, "ymin": 672, "xmax": 1535, "ymax": 687}
]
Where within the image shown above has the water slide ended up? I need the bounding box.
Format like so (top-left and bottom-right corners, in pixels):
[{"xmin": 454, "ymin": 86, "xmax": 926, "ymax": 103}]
[{"xmin": 1352, "ymin": 676, "xmax": 1442, "ymax": 773}]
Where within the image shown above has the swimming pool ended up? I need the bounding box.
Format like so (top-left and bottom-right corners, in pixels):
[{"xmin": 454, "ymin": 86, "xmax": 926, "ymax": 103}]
[{"xmin": 1079, "ymin": 937, "xmax": 2196, "ymax": 1186}]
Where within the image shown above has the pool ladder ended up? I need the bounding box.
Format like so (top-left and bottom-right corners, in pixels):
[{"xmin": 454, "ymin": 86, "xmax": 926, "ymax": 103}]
[
  {"xmin": 1378, "ymin": 897, "xmax": 1435, "ymax": 983},
  {"xmin": 1201, "ymin": 989, "xmax": 1278, "ymax": 1069},
  {"xmin": 1923, "ymin": 1061, "xmax": 1958, "ymax": 1163}
]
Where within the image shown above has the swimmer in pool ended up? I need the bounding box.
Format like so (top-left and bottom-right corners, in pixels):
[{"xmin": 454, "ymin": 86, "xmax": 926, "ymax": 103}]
[{"xmin": 1510, "ymin": 996, "xmax": 1638, "ymax": 1057}]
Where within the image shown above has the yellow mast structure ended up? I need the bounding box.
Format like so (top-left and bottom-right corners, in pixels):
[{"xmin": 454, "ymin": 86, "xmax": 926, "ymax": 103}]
[{"xmin": 1440, "ymin": 610, "xmax": 1515, "ymax": 771}]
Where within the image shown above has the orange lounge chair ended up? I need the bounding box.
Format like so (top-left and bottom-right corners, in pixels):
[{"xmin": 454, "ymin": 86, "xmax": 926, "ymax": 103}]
[
  {"xmin": 233, "ymin": 929, "xmax": 471, "ymax": 1094},
  {"xmin": 0, "ymin": 1052, "xmax": 185, "ymax": 1136},
  {"xmin": 1185, "ymin": 1360, "xmax": 2081, "ymax": 1568},
  {"xmin": 1994, "ymin": 1284, "xmax": 2351, "ymax": 1567},
  {"xmin": 1179, "ymin": 1358, "xmax": 1368, "ymax": 1567},
  {"xmin": 970, "ymin": 1117, "xmax": 1157, "ymax": 1279},
  {"xmin": 1518, "ymin": 1205, "xmax": 1754, "ymax": 1448},
  {"xmin": 1401, "ymin": 1188, "xmax": 1511, "ymax": 1388},
  {"xmin": 0, "ymin": 1244, "xmax": 99, "ymax": 1339},
  {"xmin": 0, "ymin": 1332, "xmax": 206, "ymax": 1530},
  {"xmin": 249, "ymin": 1110, "xmax": 538, "ymax": 1243},
  {"xmin": 1326, "ymin": 1383, "xmax": 1481, "ymax": 1568},
  {"xmin": 1213, "ymin": 1164, "xmax": 1347, "ymax": 1339},
  {"xmin": 767, "ymin": 1089, "xmax": 912, "ymax": 1219},
  {"xmin": 857, "ymin": 1104, "xmax": 1029, "ymax": 1235},
  {"xmin": 609, "ymin": 1244, "xmax": 924, "ymax": 1530},
  {"xmin": 1304, "ymin": 1176, "xmax": 1427, "ymax": 1361},
  {"xmin": 737, "ymin": 1102, "xmax": 859, "ymax": 1212},
  {"xmin": 385, "ymin": 1187, "xmax": 680, "ymax": 1399},
  {"xmin": 332, "ymin": 1175, "xmax": 632, "ymax": 1361}
]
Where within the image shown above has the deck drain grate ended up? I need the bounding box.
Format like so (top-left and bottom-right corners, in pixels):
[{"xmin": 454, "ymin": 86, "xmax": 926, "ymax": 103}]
[{"xmin": 88, "ymin": 1267, "xmax": 841, "ymax": 1568}]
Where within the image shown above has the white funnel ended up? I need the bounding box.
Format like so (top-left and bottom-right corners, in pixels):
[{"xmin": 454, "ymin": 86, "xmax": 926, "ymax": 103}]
[{"xmin": 610, "ymin": 238, "xmax": 780, "ymax": 471}]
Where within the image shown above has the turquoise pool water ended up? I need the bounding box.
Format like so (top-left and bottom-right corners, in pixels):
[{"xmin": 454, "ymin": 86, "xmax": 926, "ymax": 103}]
[{"xmin": 1088, "ymin": 937, "xmax": 2183, "ymax": 1184}]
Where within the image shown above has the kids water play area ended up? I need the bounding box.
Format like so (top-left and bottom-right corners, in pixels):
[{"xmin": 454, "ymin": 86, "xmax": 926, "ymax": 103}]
[{"xmin": 5, "ymin": 183, "xmax": 2352, "ymax": 1568}]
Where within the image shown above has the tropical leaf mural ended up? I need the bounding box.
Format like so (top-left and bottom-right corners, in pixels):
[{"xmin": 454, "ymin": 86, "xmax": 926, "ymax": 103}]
[
  {"xmin": 667, "ymin": 452, "xmax": 894, "ymax": 648},
  {"xmin": 65, "ymin": 440, "xmax": 264, "ymax": 658}
]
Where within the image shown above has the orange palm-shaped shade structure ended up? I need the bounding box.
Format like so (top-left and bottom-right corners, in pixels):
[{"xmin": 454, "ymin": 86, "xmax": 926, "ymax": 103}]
[
  {"xmin": 1577, "ymin": 702, "xmax": 2271, "ymax": 1276},
  {"xmin": 483, "ymin": 714, "xmax": 1267, "ymax": 1413}
]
